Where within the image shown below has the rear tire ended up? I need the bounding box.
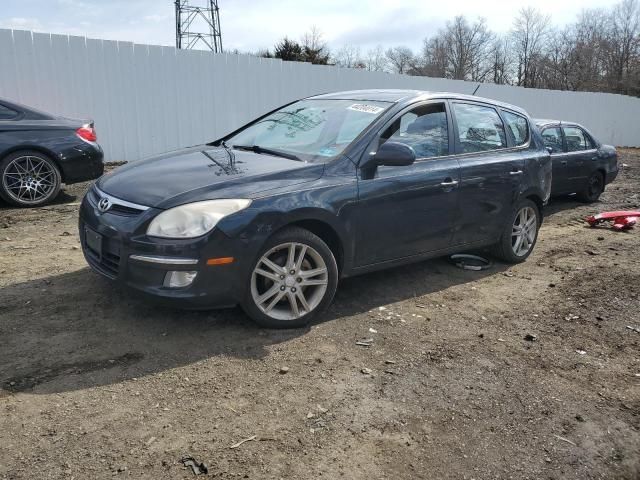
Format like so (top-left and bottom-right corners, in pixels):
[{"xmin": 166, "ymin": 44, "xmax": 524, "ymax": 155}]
[
  {"xmin": 577, "ymin": 171, "xmax": 604, "ymax": 203},
  {"xmin": 491, "ymin": 199, "xmax": 540, "ymax": 264},
  {"xmin": 241, "ymin": 227, "xmax": 338, "ymax": 329},
  {"xmin": 0, "ymin": 150, "xmax": 62, "ymax": 207}
]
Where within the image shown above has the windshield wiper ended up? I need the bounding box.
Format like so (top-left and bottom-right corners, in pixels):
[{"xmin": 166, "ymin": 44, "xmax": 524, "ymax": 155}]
[
  {"xmin": 220, "ymin": 140, "xmax": 236, "ymax": 166},
  {"xmin": 232, "ymin": 144, "xmax": 301, "ymax": 162}
]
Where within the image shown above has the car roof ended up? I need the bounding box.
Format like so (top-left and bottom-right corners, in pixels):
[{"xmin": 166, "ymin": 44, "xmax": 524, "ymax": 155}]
[
  {"xmin": 534, "ymin": 118, "xmax": 561, "ymax": 127},
  {"xmin": 308, "ymin": 89, "xmax": 528, "ymax": 115},
  {"xmin": 534, "ymin": 118, "xmax": 588, "ymax": 129},
  {"xmin": 0, "ymin": 98, "xmax": 55, "ymax": 120}
]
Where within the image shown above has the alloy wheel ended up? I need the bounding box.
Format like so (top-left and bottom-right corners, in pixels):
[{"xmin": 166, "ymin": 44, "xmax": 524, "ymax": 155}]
[
  {"xmin": 511, "ymin": 206, "xmax": 537, "ymax": 257},
  {"xmin": 251, "ymin": 241, "xmax": 329, "ymax": 321},
  {"xmin": 2, "ymin": 155, "xmax": 57, "ymax": 205}
]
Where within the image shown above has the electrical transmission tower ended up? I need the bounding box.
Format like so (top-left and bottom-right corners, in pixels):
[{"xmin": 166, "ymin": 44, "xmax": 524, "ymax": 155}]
[{"xmin": 175, "ymin": 0, "xmax": 223, "ymax": 52}]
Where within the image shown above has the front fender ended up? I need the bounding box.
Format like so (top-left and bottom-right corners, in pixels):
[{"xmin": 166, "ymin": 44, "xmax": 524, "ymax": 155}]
[{"xmin": 216, "ymin": 180, "xmax": 357, "ymax": 269}]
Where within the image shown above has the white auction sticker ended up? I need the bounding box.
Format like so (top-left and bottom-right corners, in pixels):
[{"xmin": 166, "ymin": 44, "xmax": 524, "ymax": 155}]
[{"xmin": 347, "ymin": 104, "xmax": 384, "ymax": 114}]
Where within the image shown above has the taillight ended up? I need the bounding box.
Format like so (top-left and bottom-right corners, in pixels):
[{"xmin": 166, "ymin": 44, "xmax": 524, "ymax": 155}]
[{"xmin": 76, "ymin": 125, "xmax": 97, "ymax": 142}]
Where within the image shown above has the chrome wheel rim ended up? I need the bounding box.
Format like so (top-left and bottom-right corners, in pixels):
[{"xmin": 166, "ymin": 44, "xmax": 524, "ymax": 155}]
[
  {"xmin": 2, "ymin": 156, "xmax": 57, "ymax": 204},
  {"xmin": 511, "ymin": 206, "xmax": 537, "ymax": 257},
  {"xmin": 251, "ymin": 242, "xmax": 328, "ymax": 321}
]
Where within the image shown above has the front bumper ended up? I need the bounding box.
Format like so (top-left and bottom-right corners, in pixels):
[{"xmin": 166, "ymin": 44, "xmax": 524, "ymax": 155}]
[{"xmin": 78, "ymin": 191, "xmax": 255, "ymax": 309}]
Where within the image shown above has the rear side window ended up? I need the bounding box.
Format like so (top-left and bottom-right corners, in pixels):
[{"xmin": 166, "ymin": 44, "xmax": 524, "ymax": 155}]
[
  {"xmin": 502, "ymin": 111, "xmax": 529, "ymax": 146},
  {"xmin": 453, "ymin": 103, "xmax": 507, "ymax": 153},
  {"xmin": 541, "ymin": 127, "xmax": 563, "ymax": 153},
  {"xmin": 563, "ymin": 126, "xmax": 592, "ymax": 151},
  {"xmin": 379, "ymin": 103, "xmax": 449, "ymax": 158},
  {"xmin": 0, "ymin": 104, "xmax": 19, "ymax": 120}
]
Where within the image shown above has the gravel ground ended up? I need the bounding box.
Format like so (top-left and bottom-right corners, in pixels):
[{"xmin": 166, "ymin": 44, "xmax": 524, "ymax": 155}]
[{"xmin": 1, "ymin": 150, "xmax": 639, "ymax": 479}]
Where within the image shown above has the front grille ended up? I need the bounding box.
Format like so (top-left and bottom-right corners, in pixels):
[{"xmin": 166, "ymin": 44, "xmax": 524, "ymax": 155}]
[
  {"xmin": 109, "ymin": 204, "xmax": 145, "ymax": 216},
  {"xmin": 87, "ymin": 185, "xmax": 148, "ymax": 217},
  {"xmin": 81, "ymin": 227, "xmax": 122, "ymax": 279}
]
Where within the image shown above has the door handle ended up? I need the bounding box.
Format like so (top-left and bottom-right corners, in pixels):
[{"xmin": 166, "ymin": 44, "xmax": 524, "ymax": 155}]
[
  {"xmin": 440, "ymin": 179, "xmax": 459, "ymax": 187},
  {"xmin": 509, "ymin": 170, "xmax": 523, "ymax": 175},
  {"xmin": 560, "ymin": 161, "xmax": 568, "ymax": 165}
]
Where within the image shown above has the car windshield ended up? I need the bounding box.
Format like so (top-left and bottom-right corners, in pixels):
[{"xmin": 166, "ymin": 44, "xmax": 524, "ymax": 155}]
[{"xmin": 226, "ymin": 99, "xmax": 391, "ymax": 162}]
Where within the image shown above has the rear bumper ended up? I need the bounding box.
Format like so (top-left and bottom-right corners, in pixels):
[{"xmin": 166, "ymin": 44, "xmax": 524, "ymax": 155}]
[
  {"xmin": 78, "ymin": 192, "xmax": 255, "ymax": 309},
  {"xmin": 59, "ymin": 141, "xmax": 104, "ymax": 184},
  {"xmin": 605, "ymin": 166, "xmax": 618, "ymax": 186}
]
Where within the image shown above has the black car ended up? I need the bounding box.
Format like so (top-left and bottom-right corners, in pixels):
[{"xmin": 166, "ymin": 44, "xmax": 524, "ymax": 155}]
[
  {"xmin": 535, "ymin": 119, "xmax": 618, "ymax": 202},
  {"xmin": 0, "ymin": 99, "xmax": 104, "ymax": 207},
  {"xmin": 80, "ymin": 90, "xmax": 551, "ymax": 328}
]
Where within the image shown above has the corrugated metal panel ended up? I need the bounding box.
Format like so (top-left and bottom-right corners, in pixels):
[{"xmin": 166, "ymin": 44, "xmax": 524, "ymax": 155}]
[{"xmin": 0, "ymin": 28, "xmax": 639, "ymax": 162}]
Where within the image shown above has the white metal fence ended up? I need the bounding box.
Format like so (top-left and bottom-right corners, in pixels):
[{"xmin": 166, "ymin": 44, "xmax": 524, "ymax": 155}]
[{"xmin": 1, "ymin": 28, "xmax": 639, "ymax": 162}]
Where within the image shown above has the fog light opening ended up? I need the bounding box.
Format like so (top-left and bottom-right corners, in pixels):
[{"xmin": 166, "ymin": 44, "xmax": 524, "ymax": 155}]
[{"xmin": 164, "ymin": 270, "xmax": 197, "ymax": 288}]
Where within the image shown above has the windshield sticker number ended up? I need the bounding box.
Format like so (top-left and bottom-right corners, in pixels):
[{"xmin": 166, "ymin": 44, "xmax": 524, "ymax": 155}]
[{"xmin": 347, "ymin": 104, "xmax": 384, "ymax": 114}]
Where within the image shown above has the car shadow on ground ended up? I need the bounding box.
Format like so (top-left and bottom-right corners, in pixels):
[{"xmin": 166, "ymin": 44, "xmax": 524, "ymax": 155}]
[
  {"xmin": 0, "ymin": 189, "xmax": 81, "ymax": 210},
  {"xmin": 544, "ymin": 194, "xmax": 587, "ymax": 217},
  {"xmin": 0, "ymin": 255, "xmax": 507, "ymax": 396}
]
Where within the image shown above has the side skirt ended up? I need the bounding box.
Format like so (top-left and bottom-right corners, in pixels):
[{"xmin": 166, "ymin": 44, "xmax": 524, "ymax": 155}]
[{"xmin": 343, "ymin": 239, "xmax": 498, "ymax": 278}]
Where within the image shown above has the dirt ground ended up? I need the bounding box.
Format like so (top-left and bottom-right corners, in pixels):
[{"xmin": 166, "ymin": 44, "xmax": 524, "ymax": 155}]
[{"xmin": 1, "ymin": 151, "xmax": 639, "ymax": 480}]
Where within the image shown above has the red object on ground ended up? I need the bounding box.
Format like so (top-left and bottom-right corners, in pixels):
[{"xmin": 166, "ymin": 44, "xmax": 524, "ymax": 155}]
[{"xmin": 585, "ymin": 211, "xmax": 640, "ymax": 231}]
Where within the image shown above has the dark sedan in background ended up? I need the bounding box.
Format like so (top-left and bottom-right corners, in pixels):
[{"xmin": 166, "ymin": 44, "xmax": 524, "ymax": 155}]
[
  {"xmin": 535, "ymin": 119, "xmax": 618, "ymax": 202},
  {"xmin": 80, "ymin": 89, "xmax": 552, "ymax": 328},
  {"xmin": 0, "ymin": 99, "xmax": 104, "ymax": 207}
]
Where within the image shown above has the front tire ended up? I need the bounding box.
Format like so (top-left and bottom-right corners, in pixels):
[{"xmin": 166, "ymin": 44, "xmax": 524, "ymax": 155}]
[
  {"xmin": 491, "ymin": 199, "xmax": 540, "ymax": 263},
  {"xmin": 0, "ymin": 150, "xmax": 62, "ymax": 207},
  {"xmin": 577, "ymin": 171, "xmax": 604, "ymax": 203},
  {"xmin": 241, "ymin": 227, "xmax": 339, "ymax": 328}
]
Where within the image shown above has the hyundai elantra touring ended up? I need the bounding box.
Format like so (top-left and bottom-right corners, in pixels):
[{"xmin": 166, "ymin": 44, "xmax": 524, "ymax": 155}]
[{"xmin": 80, "ymin": 90, "xmax": 551, "ymax": 328}]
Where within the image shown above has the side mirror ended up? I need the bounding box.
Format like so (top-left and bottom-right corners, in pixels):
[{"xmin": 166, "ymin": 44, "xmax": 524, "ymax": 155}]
[
  {"xmin": 373, "ymin": 142, "xmax": 416, "ymax": 167},
  {"xmin": 546, "ymin": 146, "xmax": 553, "ymax": 154}
]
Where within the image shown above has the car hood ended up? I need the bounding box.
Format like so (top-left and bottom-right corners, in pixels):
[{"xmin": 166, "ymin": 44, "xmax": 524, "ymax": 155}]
[{"xmin": 98, "ymin": 146, "xmax": 324, "ymax": 209}]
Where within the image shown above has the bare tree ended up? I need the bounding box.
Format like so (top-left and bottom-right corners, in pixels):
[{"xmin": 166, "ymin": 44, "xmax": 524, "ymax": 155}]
[
  {"xmin": 489, "ymin": 36, "xmax": 513, "ymax": 84},
  {"xmin": 443, "ymin": 16, "xmax": 494, "ymax": 81},
  {"xmin": 333, "ymin": 45, "xmax": 365, "ymax": 68},
  {"xmin": 364, "ymin": 45, "xmax": 388, "ymax": 72},
  {"xmin": 566, "ymin": 10, "xmax": 608, "ymax": 91},
  {"xmin": 511, "ymin": 7, "xmax": 551, "ymax": 87},
  {"xmin": 604, "ymin": 0, "xmax": 640, "ymax": 94},
  {"xmin": 300, "ymin": 26, "xmax": 331, "ymax": 64},
  {"xmin": 254, "ymin": 0, "xmax": 640, "ymax": 96},
  {"xmin": 417, "ymin": 16, "xmax": 493, "ymax": 81},
  {"xmin": 419, "ymin": 36, "xmax": 449, "ymax": 78},
  {"xmin": 385, "ymin": 46, "xmax": 415, "ymax": 74}
]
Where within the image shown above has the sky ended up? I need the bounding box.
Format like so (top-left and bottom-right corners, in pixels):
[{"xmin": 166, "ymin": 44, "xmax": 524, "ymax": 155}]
[{"xmin": 0, "ymin": 0, "xmax": 623, "ymax": 53}]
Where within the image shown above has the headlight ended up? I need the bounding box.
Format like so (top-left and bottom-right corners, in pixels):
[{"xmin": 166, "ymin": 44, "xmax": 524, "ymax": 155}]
[{"xmin": 147, "ymin": 199, "xmax": 251, "ymax": 239}]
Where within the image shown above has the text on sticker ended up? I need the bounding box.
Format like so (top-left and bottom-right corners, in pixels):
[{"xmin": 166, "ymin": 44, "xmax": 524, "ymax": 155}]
[{"xmin": 348, "ymin": 104, "xmax": 385, "ymax": 114}]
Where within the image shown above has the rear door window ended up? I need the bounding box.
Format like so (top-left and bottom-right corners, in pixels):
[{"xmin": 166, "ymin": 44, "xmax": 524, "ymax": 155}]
[
  {"xmin": 379, "ymin": 103, "xmax": 449, "ymax": 158},
  {"xmin": 502, "ymin": 110, "xmax": 529, "ymax": 146},
  {"xmin": 563, "ymin": 126, "xmax": 592, "ymax": 152},
  {"xmin": 0, "ymin": 104, "xmax": 19, "ymax": 120},
  {"xmin": 541, "ymin": 127, "xmax": 563, "ymax": 153},
  {"xmin": 453, "ymin": 103, "xmax": 507, "ymax": 153}
]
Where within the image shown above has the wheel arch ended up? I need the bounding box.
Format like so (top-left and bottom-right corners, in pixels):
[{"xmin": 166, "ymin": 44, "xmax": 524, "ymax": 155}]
[
  {"xmin": 522, "ymin": 191, "xmax": 544, "ymax": 222},
  {"xmin": 276, "ymin": 218, "xmax": 345, "ymax": 275},
  {"xmin": 250, "ymin": 207, "xmax": 348, "ymax": 276},
  {"xmin": 0, "ymin": 145, "xmax": 65, "ymax": 181}
]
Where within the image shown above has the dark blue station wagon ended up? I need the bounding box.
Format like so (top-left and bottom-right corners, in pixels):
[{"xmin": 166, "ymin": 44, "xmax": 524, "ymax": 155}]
[{"xmin": 80, "ymin": 90, "xmax": 552, "ymax": 328}]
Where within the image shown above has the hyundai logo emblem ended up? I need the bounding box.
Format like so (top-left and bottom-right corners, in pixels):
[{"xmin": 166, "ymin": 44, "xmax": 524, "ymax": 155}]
[{"xmin": 97, "ymin": 197, "xmax": 112, "ymax": 213}]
